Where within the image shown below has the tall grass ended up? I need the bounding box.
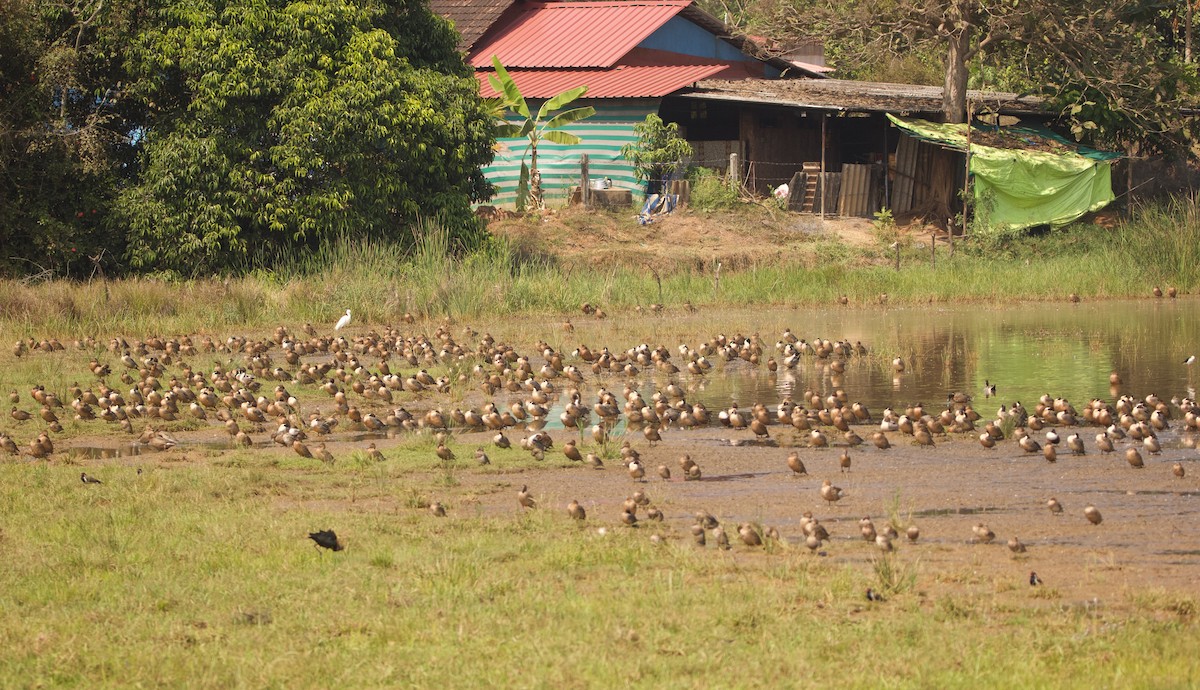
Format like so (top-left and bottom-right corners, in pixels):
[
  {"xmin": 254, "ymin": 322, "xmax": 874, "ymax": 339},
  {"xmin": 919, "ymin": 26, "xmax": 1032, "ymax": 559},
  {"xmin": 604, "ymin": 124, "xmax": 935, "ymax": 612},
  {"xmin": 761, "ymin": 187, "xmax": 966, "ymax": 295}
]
[
  {"xmin": 1110, "ymin": 195, "xmax": 1200, "ymax": 287},
  {"xmin": 2, "ymin": 197, "xmax": 1200, "ymax": 338}
]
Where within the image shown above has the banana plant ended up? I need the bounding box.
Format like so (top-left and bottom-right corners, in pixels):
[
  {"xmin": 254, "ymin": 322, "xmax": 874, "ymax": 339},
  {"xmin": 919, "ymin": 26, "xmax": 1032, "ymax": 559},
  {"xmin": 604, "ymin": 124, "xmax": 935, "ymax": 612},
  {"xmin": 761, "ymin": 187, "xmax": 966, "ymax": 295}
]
[{"xmin": 489, "ymin": 56, "xmax": 595, "ymax": 210}]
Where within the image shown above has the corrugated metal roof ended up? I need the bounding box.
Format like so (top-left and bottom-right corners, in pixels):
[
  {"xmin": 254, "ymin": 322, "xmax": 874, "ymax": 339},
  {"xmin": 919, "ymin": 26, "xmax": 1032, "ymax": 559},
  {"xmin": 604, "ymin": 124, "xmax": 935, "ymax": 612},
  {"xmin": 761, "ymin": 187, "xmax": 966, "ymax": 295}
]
[
  {"xmin": 470, "ymin": 1, "xmax": 690, "ymax": 68},
  {"xmin": 676, "ymin": 5, "xmax": 804, "ymax": 76},
  {"xmin": 679, "ymin": 78, "xmax": 1048, "ymax": 115},
  {"xmin": 429, "ymin": 0, "xmax": 519, "ymax": 51},
  {"xmin": 477, "ymin": 62, "xmax": 727, "ymax": 98}
]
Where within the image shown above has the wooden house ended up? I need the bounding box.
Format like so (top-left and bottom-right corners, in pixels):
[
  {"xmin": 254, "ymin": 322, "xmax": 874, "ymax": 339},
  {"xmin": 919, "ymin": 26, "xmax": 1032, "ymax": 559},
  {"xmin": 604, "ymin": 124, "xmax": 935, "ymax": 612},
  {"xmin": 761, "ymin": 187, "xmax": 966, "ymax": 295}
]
[
  {"xmin": 431, "ymin": 0, "xmax": 1104, "ymax": 229},
  {"xmin": 431, "ymin": 0, "xmax": 800, "ymax": 205}
]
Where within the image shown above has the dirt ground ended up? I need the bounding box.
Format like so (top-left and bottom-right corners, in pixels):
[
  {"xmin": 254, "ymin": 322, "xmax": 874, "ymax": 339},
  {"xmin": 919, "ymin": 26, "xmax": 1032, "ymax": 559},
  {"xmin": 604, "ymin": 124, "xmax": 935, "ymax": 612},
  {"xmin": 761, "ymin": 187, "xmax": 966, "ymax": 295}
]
[
  {"xmin": 485, "ymin": 202, "xmax": 1127, "ymax": 271},
  {"xmin": 63, "ymin": 410, "xmax": 1200, "ymax": 611},
  {"xmin": 446, "ymin": 423, "xmax": 1200, "ymax": 603},
  {"xmin": 487, "ymin": 205, "xmax": 879, "ymax": 272}
]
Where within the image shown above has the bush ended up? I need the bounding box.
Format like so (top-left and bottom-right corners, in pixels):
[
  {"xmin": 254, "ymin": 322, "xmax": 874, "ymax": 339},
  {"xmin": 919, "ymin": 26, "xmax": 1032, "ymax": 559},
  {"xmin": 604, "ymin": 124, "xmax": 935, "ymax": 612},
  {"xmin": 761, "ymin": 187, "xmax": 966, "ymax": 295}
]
[
  {"xmin": 621, "ymin": 114, "xmax": 693, "ymax": 194},
  {"xmin": 689, "ymin": 167, "xmax": 738, "ymax": 211}
]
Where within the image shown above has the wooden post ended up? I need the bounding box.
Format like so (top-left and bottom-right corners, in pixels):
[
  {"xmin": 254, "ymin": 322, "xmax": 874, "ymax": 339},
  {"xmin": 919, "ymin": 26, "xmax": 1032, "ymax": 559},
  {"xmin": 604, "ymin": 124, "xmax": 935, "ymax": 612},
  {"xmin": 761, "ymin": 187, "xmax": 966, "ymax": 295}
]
[
  {"xmin": 881, "ymin": 116, "xmax": 889, "ymax": 207},
  {"xmin": 820, "ymin": 114, "xmax": 828, "ymax": 220},
  {"xmin": 930, "ymin": 234, "xmax": 936, "ymax": 267},
  {"xmin": 1127, "ymin": 143, "xmax": 1135, "ymax": 204},
  {"xmin": 893, "ymin": 242, "xmax": 900, "ymax": 271},
  {"xmin": 962, "ymin": 100, "xmax": 972, "ymax": 238},
  {"xmin": 729, "ymin": 152, "xmax": 740, "ymax": 188},
  {"xmin": 580, "ymin": 153, "xmax": 590, "ymax": 208}
]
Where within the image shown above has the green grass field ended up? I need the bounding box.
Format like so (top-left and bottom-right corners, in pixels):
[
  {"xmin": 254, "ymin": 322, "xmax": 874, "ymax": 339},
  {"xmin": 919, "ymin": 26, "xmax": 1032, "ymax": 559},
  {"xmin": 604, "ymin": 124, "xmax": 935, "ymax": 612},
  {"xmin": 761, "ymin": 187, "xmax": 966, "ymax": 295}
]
[{"xmin": 1, "ymin": 456, "xmax": 1196, "ymax": 689}]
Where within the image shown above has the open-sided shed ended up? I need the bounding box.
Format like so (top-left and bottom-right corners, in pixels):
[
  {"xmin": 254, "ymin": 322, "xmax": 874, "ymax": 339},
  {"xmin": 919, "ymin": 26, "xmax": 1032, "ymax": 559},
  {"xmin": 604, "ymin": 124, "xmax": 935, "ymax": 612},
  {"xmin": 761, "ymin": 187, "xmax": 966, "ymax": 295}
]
[{"xmin": 888, "ymin": 116, "xmax": 1118, "ymax": 230}]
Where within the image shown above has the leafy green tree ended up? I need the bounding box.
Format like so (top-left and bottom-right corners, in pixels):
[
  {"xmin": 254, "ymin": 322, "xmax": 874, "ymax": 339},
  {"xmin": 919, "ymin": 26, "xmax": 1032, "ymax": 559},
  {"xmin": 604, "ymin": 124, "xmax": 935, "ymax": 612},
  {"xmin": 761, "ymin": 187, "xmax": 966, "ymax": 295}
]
[
  {"xmin": 0, "ymin": 0, "xmax": 142, "ymax": 277},
  {"xmin": 117, "ymin": 0, "xmax": 496, "ymax": 274},
  {"xmin": 489, "ymin": 56, "xmax": 595, "ymax": 210},
  {"xmin": 621, "ymin": 113, "xmax": 693, "ymax": 194}
]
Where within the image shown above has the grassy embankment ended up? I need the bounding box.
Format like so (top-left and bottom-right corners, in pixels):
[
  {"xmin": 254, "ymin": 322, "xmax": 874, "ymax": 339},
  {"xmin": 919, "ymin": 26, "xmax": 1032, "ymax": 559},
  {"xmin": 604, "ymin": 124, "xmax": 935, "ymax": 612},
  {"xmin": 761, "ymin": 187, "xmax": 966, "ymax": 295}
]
[{"xmin": 2, "ymin": 198, "xmax": 1200, "ymax": 339}]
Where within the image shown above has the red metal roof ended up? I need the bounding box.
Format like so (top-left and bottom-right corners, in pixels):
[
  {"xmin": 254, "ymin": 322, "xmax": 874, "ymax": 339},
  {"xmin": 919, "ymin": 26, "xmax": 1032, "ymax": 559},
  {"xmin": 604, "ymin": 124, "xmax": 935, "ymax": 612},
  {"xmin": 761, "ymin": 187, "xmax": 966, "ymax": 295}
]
[
  {"xmin": 469, "ymin": 1, "xmax": 690, "ymax": 69},
  {"xmin": 477, "ymin": 62, "xmax": 727, "ymax": 98}
]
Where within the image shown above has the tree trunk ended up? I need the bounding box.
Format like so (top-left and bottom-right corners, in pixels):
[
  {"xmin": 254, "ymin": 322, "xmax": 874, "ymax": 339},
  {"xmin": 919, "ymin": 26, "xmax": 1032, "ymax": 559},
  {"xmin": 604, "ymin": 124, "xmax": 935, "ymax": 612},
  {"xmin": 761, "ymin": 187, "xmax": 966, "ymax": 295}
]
[
  {"xmin": 1187, "ymin": 0, "xmax": 1193, "ymax": 63},
  {"xmin": 530, "ymin": 137, "xmax": 544, "ymax": 209},
  {"xmin": 944, "ymin": 29, "xmax": 970, "ymax": 123}
]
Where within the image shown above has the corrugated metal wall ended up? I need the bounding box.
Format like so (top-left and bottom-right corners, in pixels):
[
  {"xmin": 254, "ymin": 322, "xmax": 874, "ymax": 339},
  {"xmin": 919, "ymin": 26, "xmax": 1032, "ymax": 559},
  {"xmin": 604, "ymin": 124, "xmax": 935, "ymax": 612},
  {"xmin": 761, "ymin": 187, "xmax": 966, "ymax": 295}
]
[
  {"xmin": 483, "ymin": 99, "xmax": 658, "ymax": 207},
  {"xmin": 837, "ymin": 163, "xmax": 883, "ymax": 218}
]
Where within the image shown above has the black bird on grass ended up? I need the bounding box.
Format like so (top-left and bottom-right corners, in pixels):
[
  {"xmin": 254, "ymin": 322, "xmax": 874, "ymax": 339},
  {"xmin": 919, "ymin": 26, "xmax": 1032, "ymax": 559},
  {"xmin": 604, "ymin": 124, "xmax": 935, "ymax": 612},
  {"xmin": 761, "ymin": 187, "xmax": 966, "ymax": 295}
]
[
  {"xmin": 308, "ymin": 529, "xmax": 344, "ymax": 552},
  {"xmin": 1029, "ymin": 571, "xmax": 1043, "ymax": 586},
  {"xmin": 80, "ymin": 472, "xmax": 102, "ymax": 484},
  {"xmin": 865, "ymin": 588, "xmax": 886, "ymax": 602}
]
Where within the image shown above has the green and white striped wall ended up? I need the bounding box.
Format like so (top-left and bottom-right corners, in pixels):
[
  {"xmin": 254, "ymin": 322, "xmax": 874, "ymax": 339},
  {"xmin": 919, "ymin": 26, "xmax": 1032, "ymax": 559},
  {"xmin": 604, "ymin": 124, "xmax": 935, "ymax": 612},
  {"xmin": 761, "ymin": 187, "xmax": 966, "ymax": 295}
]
[{"xmin": 484, "ymin": 100, "xmax": 658, "ymax": 207}]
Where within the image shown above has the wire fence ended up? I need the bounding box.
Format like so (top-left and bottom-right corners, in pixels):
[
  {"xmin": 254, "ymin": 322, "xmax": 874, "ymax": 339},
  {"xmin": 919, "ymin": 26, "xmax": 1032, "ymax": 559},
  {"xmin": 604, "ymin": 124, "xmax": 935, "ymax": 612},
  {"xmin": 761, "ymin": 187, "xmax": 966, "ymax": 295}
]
[{"xmin": 681, "ymin": 155, "xmax": 882, "ymax": 191}]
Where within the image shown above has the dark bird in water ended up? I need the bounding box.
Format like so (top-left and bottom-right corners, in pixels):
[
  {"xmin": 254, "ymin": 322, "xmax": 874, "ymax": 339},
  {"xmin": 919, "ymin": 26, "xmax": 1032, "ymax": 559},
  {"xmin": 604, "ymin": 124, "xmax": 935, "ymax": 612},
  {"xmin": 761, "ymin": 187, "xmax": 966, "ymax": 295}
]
[
  {"xmin": 308, "ymin": 529, "xmax": 344, "ymax": 551},
  {"xmin": 1029, "ymin": 571, "xmax": 1043, "ymax": 586},
  {"xmin": 80, "ymin": 472, "xmax": 102, "ymax": 484},
  {"xmin": 865, "ymin": 588, "xmax": 886, "ymax": 602}
]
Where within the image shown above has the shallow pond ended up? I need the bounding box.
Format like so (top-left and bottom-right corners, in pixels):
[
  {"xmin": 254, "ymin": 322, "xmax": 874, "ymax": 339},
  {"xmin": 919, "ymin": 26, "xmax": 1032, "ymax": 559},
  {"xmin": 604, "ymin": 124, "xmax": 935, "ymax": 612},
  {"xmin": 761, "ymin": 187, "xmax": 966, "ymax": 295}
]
[
  {"xmin": 32, "ymin": 296, "xmax": 1200, "ymax": 598},
  {"xmin": 534, "ymin": 296, "xmax": 1200, "ymax": 431}
]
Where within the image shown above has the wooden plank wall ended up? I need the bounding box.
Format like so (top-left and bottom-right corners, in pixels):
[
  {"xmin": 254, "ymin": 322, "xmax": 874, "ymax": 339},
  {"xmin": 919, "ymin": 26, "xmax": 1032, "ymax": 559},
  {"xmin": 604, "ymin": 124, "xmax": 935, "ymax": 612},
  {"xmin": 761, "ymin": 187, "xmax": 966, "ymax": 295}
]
[{"xmin": 890, "ymin": 132, "xmax": 963, "ymax": 226}]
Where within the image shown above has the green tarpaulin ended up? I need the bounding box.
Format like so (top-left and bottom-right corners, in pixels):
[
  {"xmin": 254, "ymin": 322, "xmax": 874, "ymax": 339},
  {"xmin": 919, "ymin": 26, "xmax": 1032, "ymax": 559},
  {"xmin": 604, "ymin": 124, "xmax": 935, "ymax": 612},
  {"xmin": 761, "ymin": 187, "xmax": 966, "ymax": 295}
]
[{"xmin": 887, "ymin": 115, "xmax": 1116, "ymax": 231}]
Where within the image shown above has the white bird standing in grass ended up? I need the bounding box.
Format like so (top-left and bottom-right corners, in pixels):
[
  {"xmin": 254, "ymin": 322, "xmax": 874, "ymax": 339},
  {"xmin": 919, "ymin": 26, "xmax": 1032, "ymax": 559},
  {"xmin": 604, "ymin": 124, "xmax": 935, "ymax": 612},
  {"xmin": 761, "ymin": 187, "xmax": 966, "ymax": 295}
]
[{"xmin": 335, "ymin": 309, "xmax": 351, "ymax": 331}]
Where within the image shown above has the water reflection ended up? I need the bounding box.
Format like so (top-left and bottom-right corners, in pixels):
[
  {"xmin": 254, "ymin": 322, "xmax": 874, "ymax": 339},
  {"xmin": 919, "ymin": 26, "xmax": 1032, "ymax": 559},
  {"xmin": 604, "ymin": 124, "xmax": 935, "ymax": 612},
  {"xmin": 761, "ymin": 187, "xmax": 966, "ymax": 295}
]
[{"xmin": 540, "ymin": 297, "xmax": 1200, "ymax": 429}]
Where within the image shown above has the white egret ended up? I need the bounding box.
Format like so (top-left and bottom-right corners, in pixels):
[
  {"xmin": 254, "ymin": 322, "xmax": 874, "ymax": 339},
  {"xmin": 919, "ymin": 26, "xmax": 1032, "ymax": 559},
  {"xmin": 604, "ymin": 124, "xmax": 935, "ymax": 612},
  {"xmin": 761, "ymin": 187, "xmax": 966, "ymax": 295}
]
[{"xmin": 335, "ymin": 309, "xmax": 351, "ymax": 331}]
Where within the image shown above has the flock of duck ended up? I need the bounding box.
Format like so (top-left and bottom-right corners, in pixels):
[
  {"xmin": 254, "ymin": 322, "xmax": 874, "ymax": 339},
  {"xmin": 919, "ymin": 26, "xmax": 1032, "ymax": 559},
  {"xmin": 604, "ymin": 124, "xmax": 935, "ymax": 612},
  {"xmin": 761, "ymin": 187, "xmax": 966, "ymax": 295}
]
[{"xmin": 3, "ymin": 303, "xmax": 1194, "ymax": 574}]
